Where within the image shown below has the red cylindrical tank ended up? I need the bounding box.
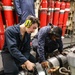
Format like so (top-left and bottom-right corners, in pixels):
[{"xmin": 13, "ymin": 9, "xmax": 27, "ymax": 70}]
[
  {"xmin": 39, "ymin": 0, "xmax": 48, "ymax": 28},
  {"xmin": 47, "ymin": 0, "xmax": 50, "ymax": 25},
  {"xmin": 63, "ymin": 2, "xmax": 70, "ymax": 26},
  {"xmin": 2, "ymin": 0, "xmax": 14, "ymax": 27},
  {"xmin": 47, "ymin": 1, "xmax": 54, "ymax": 24},
  {"xmin": 2, "ymin": 0, "xmax": 12, "ymax": 6},
  {"xmin": 62, "ymin": 2, "xmax": 70, "ymax": 36},
  {"xmin": 53, "ymin": 1, "xmax": 61, "ymax": 26},
  {"xmin": 47, "ymin": 0, "xmax": 52, "ymax": 24},
  {"xmin": 13, "ymin": 8, "xmax": 19, "ymax": 24},
  {"xmin": 58, "ymin": 2, "xmax": 65, "ymax": 29},
  {"xmin": 0, "ymin": 12, "xmax": 5, "ymax": 50},
  {"xmin": 3, "ymin": 6, "xmax": 14, "ymax": 27}
]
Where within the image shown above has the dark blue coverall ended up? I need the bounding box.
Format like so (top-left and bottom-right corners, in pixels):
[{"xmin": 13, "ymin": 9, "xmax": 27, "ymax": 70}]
[
  {"xmin": 14, "ymin": 0, "xmax": 35, "ymax": 24},
  {"xmin": 1, "ymin": 24, "xmax": 36, "ymax": 75},
  {"xmin": 32, "ymin": 25, "xmax": 63, "ymax": 62}
]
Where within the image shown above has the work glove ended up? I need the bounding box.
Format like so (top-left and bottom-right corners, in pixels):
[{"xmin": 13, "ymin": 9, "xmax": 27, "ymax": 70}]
[{"xmin": 41, "ymin": 61, "xmax": 49, "ymax": 68}]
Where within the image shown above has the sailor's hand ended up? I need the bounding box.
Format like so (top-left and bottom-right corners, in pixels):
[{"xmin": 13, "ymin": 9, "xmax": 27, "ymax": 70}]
[
  {"xmin": 41, "ymin": 61, "xmax": 49, "ymax": 68},
  {"xmin": 24, "ymin": 60, "xmax": 35, "ymax": 71},
  {"xmin": 48, "ymin": 66, "xmax": 59, "ymax": 73}
]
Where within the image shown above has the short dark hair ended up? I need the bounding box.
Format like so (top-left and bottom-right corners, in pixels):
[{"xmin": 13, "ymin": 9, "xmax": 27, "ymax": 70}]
[{"xmin": 26, "ymin": 15, "xmax": 40, "ymax": 27}]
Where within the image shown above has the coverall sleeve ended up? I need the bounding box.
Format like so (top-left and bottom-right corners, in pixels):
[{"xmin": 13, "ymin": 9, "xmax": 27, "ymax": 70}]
[
  {"xmin": 5, "ymin": 29, "xmax": 28, "ymax": 64},
  {"xmin": 57, "ymin": 38, "xmax": 63, "ymax": 53},
  {"xmin": 23, "ymin": 34, "xmax": 31, "ymax": 59},
  {"xmin": 37, "ymin": 29, "xmax": 46, "ymax": 62},
  {"xmin": 14, "ymin": 0, "xmax": 22, "ymax": 16}
]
